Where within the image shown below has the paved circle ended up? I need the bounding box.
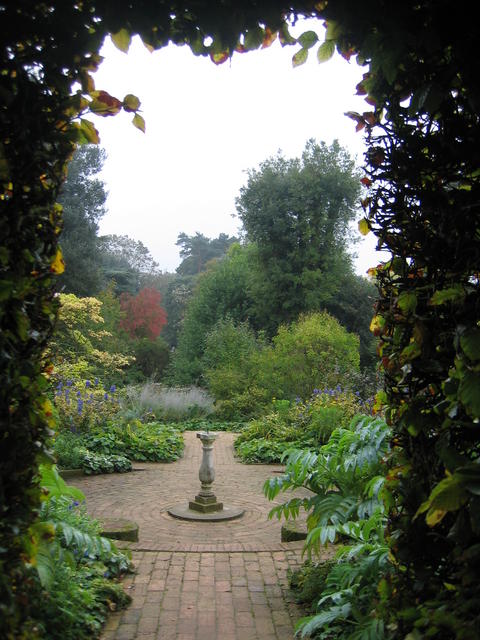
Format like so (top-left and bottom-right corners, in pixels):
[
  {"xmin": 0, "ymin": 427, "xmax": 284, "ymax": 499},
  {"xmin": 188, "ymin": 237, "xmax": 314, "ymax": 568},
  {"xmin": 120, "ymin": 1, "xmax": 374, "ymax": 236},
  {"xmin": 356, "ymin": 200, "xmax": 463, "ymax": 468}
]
[{"xmin": 73, "ymin": 431, "xmax": 310, "ymax": 552}]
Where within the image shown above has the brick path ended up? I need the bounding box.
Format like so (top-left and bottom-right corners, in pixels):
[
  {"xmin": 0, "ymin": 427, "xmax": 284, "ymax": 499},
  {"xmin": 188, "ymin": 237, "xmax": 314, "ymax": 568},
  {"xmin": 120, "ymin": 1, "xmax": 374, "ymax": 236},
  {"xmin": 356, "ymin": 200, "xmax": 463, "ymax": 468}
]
[{"xmin": 73, "ymin": 431, "xmax": 321, "ymax": 639}]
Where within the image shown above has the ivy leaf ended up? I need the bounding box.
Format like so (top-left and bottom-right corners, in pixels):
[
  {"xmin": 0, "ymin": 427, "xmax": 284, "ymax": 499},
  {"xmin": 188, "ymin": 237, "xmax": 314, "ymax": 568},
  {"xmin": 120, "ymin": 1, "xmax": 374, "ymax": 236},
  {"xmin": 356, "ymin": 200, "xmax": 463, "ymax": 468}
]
[
  {"xmin": 261, "ymin": 28, "xmax": 277, "ymax": 49},
  {"xmin": 400, "ymin": 341, "xmax": 422, "ymax": 362},
  {"xmin": 397, "ymin": 291, "xmax": 417, "ymax": 314},
  {"xmin": 317, "ymin": 40, "xmax": 335, "ymax": 63},
  {"xmin": 111, "ymin": 28, "xmax": 131, "ymax": 53},
  {"xmin": 244, "ymin": 26, "xmax": 264, "ymax": 50},
  {"xmin": 132, "ymin": 114, "xmax": 146, "ymax": 133},
  {"xmin": 292, "ymin": 48, "xmax": 308, "ymax": 67},
  {"xmin": 358, "ymin": 218, "xmax": 370, "ymax": 236},
  {"xmin": 210, "ymin": 51, "xmax": 229, "ymax": 65},
  {"xmin": 50, "ymin": 247, "xmax": 65, "ymax": 274},
  {"xmin": 297, "ymin": 31, "xmax": 318, "ymax": 50},
  {"xmin": 278, "ymin": 23, "xmax": 296, "ymax": 46},
  {"xmin": 416, "ymin": 473, "xmax": 469, "ymax": 526},
  {"xmin": 370, "ymin": 315, "xmax": 386, "ymax": 336},
  {"xmin": 459, "ymin": 372, "xmax": 480, "ymax": 417},
  {"xmin": 78, "ymin": 119, "xmax": 99, "ymax": 144},
  {"xmin": 460, "ymin": 329, "xmax": 480, "ymax": 361},
  {"xmin": 429, "ymin": 285, "xmax": 465, "ymax": 306},
  {"xmin": 89, "ymin": 91, "xmax": 123, "ymax": 116},
  {"xmin": 123, "ymin": 94, "xmax": 141, "ymax": 113}
]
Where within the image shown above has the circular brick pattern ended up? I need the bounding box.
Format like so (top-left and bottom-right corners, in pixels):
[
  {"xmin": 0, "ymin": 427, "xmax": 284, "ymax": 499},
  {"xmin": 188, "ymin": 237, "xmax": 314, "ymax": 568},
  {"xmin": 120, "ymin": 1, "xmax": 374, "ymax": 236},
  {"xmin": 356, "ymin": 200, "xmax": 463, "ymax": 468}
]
[{"xmin": 73, "ymin": 431, "xmax": 310, "ymax": 552}]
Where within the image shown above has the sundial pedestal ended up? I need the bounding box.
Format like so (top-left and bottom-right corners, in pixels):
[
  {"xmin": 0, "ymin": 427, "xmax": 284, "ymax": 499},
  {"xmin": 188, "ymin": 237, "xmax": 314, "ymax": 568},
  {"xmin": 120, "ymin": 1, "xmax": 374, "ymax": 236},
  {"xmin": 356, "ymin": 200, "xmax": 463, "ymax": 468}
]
[{"xmin": 168, "ymin": 431, "xmax": 244, "ymax": 522}]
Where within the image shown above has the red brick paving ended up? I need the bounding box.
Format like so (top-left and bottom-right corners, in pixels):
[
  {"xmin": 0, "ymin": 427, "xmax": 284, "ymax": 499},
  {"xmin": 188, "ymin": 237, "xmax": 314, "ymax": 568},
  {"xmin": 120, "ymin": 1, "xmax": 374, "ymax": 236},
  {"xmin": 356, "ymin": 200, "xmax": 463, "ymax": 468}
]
[{"xmin": 73, "ymin": 431, "xmax": 322, "ymax": 639}]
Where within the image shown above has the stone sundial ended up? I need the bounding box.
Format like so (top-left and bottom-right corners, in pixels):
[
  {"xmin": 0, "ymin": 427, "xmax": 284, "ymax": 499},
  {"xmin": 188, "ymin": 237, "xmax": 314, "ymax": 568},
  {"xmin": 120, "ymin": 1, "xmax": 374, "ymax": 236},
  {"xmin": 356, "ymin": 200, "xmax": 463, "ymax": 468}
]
[{"xmin": 168, "ymin": 431, "xmax": 244, "ymax": 522}]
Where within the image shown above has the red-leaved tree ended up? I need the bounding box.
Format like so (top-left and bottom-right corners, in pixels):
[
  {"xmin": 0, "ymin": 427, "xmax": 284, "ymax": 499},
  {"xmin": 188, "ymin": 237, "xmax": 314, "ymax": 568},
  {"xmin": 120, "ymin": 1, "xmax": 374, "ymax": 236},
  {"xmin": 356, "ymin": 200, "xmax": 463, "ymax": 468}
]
[{"xmin": 120, "ymin": 287, "xmax": 167, "ymax": 340}]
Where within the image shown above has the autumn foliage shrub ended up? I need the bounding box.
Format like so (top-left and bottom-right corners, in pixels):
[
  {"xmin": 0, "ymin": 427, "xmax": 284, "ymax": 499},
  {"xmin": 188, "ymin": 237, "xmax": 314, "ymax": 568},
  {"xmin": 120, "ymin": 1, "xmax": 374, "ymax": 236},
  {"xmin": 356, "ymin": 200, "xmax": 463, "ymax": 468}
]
[{"xmin": 120, "ymin": 287, "xmax": 167, "ymax": 340}]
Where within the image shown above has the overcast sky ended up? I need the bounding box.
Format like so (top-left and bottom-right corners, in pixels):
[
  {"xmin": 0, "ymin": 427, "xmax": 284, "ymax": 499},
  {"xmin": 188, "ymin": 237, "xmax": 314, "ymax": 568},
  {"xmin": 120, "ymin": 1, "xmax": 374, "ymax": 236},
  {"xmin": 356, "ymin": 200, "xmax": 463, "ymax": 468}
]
[{"xmin": 92, "ymin": 20, "xmax": 383, "ymax": 275}]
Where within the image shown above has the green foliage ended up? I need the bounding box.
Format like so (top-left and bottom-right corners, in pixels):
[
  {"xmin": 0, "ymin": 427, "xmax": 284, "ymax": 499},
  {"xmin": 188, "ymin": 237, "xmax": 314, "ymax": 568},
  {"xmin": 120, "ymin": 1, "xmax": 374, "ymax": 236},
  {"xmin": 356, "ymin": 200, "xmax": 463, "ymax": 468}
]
[
  {"xmin": 175, "ymin": 231, "xmax": 238, "ymax": 276},
  {"xmin": 82, "ymin": 422, "xmax": 184, "ymax": 463},
  {"xmin": 255, "ymin": 312, "xmax": 360, "ymax": 401},
  {"xmin": 169, "ymin": 243, "xmax": 255, "ymax": 384},
  {"xmin": 132, "ymin": 336, "xmax": 170, "ymax": 380},
  {"xmin": 202, "ymin": 317, "xmax": 263, "ymax": 400},
  {"xmin": 236, "ymin": 139, "xmax": 361, "ymax": 336},
  {"xmin": 54, "ymin": 434, "xmax": 133, "ymax": 475},
  {"xmin": 265, "ymin": 415, "xmax": 391, "ymax": 638},
  {"xmin": 99, "ymin": 234, "xmax": 160, "ymax": 296},
  {"xmin": 49, "ymin": 295, "xmax": 134, "ymax": 381},
  {"xmin": 57, "ymin": 145, "xmax": 107, "ymax": 296},
  {"xmin": 27, "ymin": 466, "xmax": 132, "ymax": 639},
  {"xmin": 234, "ymin": 389, "xmax": 363, "ymax": 462}
]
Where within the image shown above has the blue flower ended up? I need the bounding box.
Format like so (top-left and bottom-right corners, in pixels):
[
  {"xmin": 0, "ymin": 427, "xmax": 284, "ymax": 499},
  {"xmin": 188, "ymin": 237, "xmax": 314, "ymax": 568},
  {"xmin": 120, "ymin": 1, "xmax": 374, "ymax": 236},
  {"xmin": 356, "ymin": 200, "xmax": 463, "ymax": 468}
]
[
  {"xmin": 77, "ymin": 399, "xmax": 83, "ymax": 415},
  {"xmin": 76, "ymin": 390, "xmax": 82, "ymax": 397},
  {"xmin": 104, "ymin": 393, "xmax": 108, "ymax": 400},
  {"xmin": 66, "ymin": 379, "xmax": 73, "ymax": 387},
  {"xmin": 110, "ymin": 384, "xmax": 116, "ymax": 393},
  {"xmin": 85, "ymin": 379, "xmax": 91, "ymax": 388},
  {"xmin": 313, "ymin": 388, "xmax": 319, "ymax": 395},
  {"xmin": 94, "ymin": 378, "xmax": 99, "ymax": 386}
]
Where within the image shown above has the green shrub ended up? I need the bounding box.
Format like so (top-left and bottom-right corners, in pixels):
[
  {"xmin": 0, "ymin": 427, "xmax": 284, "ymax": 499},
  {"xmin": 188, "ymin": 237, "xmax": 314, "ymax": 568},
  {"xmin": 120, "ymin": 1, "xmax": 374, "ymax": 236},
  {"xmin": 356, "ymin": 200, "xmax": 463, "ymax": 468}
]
[
  {"xmin": 132, "ymin": 336, "xmax": 170, "ymax": 380},
  {"xmin": 233, "ymin": 389, "xmax": 364, "ymax": 462},
  {"xmin": 206, "ymin": 313, "xmax": 362, "ymax": 420},
  {"xmin": 213, "ymin": 385, "xmax": 270, "ymax": 420},
  {"xmin": 255, "ymin": 312, "xmax": 360, "ymax": 401}
]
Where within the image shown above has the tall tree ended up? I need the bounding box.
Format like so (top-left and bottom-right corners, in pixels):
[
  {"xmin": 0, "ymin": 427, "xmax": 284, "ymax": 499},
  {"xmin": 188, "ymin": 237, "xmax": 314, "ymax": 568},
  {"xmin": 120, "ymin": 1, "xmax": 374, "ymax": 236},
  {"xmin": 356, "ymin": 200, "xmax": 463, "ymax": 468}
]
[
  {"xmin": 169, "ymin": 243, "xmax": 254, "ymax": 383},
  {"xmin": 99, "ymin": 234, "xmax": 160, "ymax": 295},
  {"xmin": 175, "ymin": 231, "xmax": 238, "ymax": 276},
  {"xmin": 57, "ymin": 145, "xmax": 107, "ymax": 295},
  {"xmin": 236, "ymin": 139, "xmax": 361, "ymax": 335}
]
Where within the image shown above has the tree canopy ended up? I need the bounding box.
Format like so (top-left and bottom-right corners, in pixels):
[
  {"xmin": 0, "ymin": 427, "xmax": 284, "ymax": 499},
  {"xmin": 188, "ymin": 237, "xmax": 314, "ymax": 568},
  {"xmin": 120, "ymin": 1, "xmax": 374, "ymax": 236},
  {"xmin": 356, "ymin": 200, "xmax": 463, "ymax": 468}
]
[
  {"xmin": 175, "ymin": 232, "xmax": 238, "ymax": 276},
  {"xmin": 57, "ymin": 145, "xmax": 107, "ymax": 295},
  {"xmin": 236, "ymin": 139, "xmax": 361, "ymax": 333}
]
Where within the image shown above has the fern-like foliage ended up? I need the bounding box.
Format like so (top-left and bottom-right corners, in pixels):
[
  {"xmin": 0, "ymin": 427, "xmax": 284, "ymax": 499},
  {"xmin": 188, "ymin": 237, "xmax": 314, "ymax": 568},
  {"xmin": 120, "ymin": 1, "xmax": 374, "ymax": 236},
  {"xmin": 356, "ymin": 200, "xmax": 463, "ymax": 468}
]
[{"xmin": 264, "ymin": 414, "xmax": 391, "ymax": 639}]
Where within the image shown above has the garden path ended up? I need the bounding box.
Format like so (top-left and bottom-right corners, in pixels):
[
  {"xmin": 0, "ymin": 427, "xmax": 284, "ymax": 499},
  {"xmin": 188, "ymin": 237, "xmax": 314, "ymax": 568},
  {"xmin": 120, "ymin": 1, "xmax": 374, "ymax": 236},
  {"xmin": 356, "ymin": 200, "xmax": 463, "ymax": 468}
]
[{"xmin": 73, "ymin": 431, "xmax": 318, "ymax": 640}]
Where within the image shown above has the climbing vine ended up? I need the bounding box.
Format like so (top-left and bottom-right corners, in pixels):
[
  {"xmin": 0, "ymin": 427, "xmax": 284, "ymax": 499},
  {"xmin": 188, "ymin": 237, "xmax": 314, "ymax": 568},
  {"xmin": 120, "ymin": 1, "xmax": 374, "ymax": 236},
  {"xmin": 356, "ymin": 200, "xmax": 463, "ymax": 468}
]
[{"xmin": 1, "ymin": 1, "xmax": 479, "ymax": 638}]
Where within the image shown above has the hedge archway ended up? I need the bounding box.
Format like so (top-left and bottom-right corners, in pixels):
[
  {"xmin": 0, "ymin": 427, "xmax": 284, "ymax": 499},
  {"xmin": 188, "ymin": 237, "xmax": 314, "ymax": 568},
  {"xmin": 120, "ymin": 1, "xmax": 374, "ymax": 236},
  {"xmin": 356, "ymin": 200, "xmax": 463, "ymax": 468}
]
[{"xmin": 1, "ymin": 1, "xmax": 479, "ymax": 637}]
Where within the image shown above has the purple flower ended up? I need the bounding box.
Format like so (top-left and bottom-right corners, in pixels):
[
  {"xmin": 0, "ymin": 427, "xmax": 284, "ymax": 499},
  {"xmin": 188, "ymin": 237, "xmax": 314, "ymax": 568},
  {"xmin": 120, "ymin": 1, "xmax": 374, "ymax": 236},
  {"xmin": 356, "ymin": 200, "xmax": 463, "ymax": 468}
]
[
  {"xmin": 104, "ymin": 393, "xmax": 109, "ymax": 400},
  {"xmin": 85, "ymin": 379, "xmax": 91, "ymax": 388},
  {"xmin": 77, "ymin": 399, "xmax": 83, "ymax": 415},
  {"xmin": 94, "ymin": 378, "xmax": 99, "ymax": 386},
  {"xmin": 76, "ymin": 390, "xmax": 82, "ymax": 397},
  {"xmin": 110, "ymin": 384, "xmax": 116, "ymax": 393},
  {"xmin": 66, "ymin": 379, "xmax": 73, "ymax": 387}
]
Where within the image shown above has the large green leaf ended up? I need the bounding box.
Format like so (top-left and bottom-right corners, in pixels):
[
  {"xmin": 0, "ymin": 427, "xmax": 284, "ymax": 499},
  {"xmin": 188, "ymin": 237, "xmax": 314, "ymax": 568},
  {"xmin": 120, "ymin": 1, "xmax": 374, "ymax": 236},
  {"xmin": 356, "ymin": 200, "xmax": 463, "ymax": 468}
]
[
  {"xmin": 39, "ymin": 464, "xmax": 85, "ymax": 502},
  {"xmin": 459, "ymin": 372, "xmax": 480, "ymax": 417},
  {"xmin": 460, "ymin": 328, "xmax": 480, "ymax": 361}
]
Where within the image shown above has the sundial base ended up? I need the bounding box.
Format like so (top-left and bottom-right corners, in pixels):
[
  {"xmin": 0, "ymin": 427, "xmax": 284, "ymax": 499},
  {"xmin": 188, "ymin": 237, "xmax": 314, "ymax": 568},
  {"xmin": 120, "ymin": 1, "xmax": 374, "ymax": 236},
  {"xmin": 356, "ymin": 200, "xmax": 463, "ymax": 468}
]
[{"xmin": 167, "ymin": 503, "xmax": 244, "ymax": 522}]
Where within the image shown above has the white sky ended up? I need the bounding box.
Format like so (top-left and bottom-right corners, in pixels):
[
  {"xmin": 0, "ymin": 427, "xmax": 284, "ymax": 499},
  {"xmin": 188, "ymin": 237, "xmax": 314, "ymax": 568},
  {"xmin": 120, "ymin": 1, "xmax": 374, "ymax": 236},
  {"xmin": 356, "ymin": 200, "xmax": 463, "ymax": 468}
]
[{"xmin": 92, "ymin": 20, "xmax": 384, "ymax": 275}]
